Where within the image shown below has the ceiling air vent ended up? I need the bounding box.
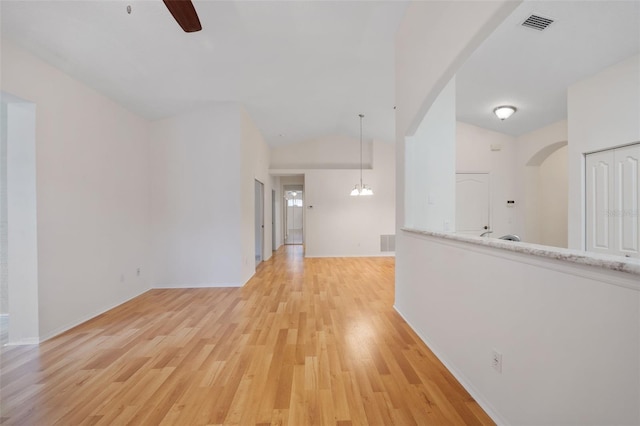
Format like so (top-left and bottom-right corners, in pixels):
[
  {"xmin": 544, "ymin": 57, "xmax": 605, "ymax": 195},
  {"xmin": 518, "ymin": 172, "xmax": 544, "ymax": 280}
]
[{"xmin": 521, "ymin": 14, "xmax": 554, "ymax": 31}]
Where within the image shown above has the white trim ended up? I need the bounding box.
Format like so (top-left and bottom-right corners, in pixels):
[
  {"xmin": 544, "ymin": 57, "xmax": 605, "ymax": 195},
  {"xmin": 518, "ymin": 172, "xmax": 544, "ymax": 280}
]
[
  {"xmin": 270, "ymin": 169, "xmax": 308, "ymax": 175},
  {"xmin": 456, "ymin": 170, "xmax": 490, "ymax": 174},
  {"xmin": 582, "ymin": 151, "xmax": 587, "ymax": 251},
  {"xmin": 584, "ymin": 140, "xmax": 640, "ymax": 156},
  {"xmin": 394, "ymin": 306, "xmax": 510, "ymax": 426},
  {"xmin": 152, "ymin": 282, "xmax": 243, "ymax": 289},
  {"xmin": 4, "ymin": 337, "xmax": 39, "ymax": 346},
  {"xmin": 304, "ymin": 253, "xmax": 395, "ymax": 258},
  {"xmin": 39, "ymin": 289, "xmax": 150, "ymax": 342}
]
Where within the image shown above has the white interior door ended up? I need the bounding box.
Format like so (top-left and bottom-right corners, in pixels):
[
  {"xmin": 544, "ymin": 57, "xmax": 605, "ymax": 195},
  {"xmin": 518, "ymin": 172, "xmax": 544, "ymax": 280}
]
[
  {"xmin": 613, "ymin": 144, "xmax": 639, "ymax": 258},
  {"xmin": 456, "ymin": 173, "xmax": 490, "ymax": 236},
  {"xmin": 586, "ymin": 144, "xmax": 640, "ymax": 258},
  {"xmin": 586, "ymin": 150, "xmax": 613, "ymax": 254}
]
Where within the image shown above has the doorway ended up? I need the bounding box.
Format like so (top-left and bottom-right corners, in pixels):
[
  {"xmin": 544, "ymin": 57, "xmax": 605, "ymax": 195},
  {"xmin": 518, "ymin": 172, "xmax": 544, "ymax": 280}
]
[
  {"xmin": 255, "ymin": 180, "xmax": 264, "ymax": 265},
  {"xmin": 1, "ymin": 93, "xmax": 39, "ymax": 345},
  {"xmin": 272, "ymin": 190, "xmax": 276, "ymax": 251},
  {"xmin": 284, "ymin": 187, "xmax": 303, "ymax": 245}
]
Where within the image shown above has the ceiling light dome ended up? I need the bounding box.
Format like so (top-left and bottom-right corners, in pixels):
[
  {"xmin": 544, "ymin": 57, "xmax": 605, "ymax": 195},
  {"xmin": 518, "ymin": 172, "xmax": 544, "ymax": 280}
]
[{"xmin": 493, "ymin": 105, "xmax": 517, "ymax": 120}]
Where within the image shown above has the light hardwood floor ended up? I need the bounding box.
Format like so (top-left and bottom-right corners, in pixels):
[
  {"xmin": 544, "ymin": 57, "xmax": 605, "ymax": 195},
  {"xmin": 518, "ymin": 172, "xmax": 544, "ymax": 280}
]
[{"xmin": 0, "ymin": 246, "xmax": 493, "ymax": 425}]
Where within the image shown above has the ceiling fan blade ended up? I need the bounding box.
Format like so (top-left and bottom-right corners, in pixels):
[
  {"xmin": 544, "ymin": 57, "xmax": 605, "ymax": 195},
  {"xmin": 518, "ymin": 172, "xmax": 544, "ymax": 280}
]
[{"xmin": 162, "ymin": 0, "xmax": 202, "ymax": 33}]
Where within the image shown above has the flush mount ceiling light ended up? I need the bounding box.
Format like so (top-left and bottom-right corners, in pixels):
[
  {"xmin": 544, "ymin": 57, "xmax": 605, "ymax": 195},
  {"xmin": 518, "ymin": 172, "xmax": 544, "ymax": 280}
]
[
  {"xmin": 493, "ymin": 105, "xmax": 517, "ymax": 121},
  {"xmin": 350, "ymin": 114, "xmax": 374, "ymax": 196}
]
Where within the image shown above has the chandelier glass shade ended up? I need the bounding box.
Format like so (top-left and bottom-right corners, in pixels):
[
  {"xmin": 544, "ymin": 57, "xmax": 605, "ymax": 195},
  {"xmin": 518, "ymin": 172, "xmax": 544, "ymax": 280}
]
[{"xmin": 350, "ymin": 114, "xmax": 373, "ymax": 196}]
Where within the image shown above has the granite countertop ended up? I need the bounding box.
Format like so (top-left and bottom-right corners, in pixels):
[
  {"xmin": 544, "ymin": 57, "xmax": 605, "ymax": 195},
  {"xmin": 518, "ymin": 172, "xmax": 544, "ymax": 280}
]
[{"xmin": 401, "ymin": 227, "xmax": 640, "ymax": 276}]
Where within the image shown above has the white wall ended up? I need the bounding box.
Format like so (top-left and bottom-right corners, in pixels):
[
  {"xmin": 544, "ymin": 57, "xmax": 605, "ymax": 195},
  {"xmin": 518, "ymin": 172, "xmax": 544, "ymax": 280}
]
[
  {"xmin": 272, "ymin": 138, "xmax": 395, "ymax": 257},
  {"xmin": 397, "ymin": 232, "xmax": 639, "ymax": 425},
  {"xmin": 456, "ymin": 121, "xmax": 519, "ymax": 238},
  {"xmin": 405, "ymin": 78, "xmax": 456, "ymax": 232},
  {"xmin": 1, "ymin": 41, "xmax": 275, "ymax": 339},
  {"xmin": 150, "ymin": 105, "xmax": 243, "ymax": 287},
  {"xmin": 240, "ymin": 108, "xmax": 272, "ymax": 283},
  {"xmin": 455, "ymin": 120, "xmax": 568, "ymax": 244},
  {"xmin": 396, "ymin": 1, "xmax": 639, "ymax": 424},
  {"xmin": 271, "ymin": 135, "xmax": 372, "ymax": 170},
  {"xmin": 517, "ymin": 120, "xmax": 568, "ymax": 168},
  {"xmin": 0, "ymin": 101, "xmax": 7, "ymax": 317},
  {"xmin": 568, "ymin": 55, "xmax": 640, "ymax": 249},
  {"xmin": 1, "ymin": 39, "xmax": 152, "ymax": 340},
  {"xmin": 395, "ymin": 0, "xmax": 521, "ymax": 233},
  {"xmin": 516, "ymin": 120, "xmax": 568, "ymax": 245},
  {"xmin": 150, "ymin": 105, "xmax": 272, "ymax": 288},
  {"xmin": 536, "ymin": 145, "xmax": 568, "ymax": 248}
]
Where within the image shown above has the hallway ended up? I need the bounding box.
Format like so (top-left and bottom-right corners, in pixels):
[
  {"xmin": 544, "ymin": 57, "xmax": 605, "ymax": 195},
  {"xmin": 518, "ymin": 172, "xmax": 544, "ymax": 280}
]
[{"xmin": 0, "ymin": 247, "xmax": 492, "ymax": 425}]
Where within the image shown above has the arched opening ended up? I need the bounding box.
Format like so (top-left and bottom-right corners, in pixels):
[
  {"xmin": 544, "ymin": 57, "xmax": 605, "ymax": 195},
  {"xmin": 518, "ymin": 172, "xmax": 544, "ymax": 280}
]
[
  {"xmin": 526, "ymin": 140, "xmax": 567, "ymax": 166},
  {"xmin": 524, "ymin": 141, "xmax": 568, "ymax": 247}
]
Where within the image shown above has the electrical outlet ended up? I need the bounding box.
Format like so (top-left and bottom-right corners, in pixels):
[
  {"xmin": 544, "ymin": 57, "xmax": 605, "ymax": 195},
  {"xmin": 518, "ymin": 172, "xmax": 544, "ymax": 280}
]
[
  {"xmin": 120, "ymin": 274, "xmax": 125, "ymax": 283},
  {"xmin": 136, "ymin": 267, "xmax": 141, "ymax": 277},
  {"xmin": 491, "ymin": 349, "xmax": 503, "ymax": 373}
]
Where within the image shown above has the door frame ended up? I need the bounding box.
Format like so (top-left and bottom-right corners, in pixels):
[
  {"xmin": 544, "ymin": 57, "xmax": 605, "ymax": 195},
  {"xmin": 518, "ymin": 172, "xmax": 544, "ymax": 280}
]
[
  {"xmin": 272, "ymin": 189, "xmax": 276, "ymax": 251},
  {"xmin": 283, "ymin": 185, "xmax": 304, "ymax": 245},
  {"xmin": 255, "ymin": 179, "xmax": 264, "ymax": 265}
]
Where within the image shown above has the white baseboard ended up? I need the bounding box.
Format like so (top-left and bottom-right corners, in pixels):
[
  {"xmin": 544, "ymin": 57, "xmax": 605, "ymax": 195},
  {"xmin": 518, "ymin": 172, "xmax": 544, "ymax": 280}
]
[
  {"xmin": 39, "ymin": 289, "xmax": 151, "ymax": 343},
  {"xmin": 394, "ymin": 306, "xmax": 509, "ymax": 426},
  {"xmin": 5, "ymin": 337, "xmax": 39, "ymax": 346},
  {"xmin": 152, "ymin": 282, "xmax": 242, "ymax": 289},
  {"xmin": 305, "ymin": 252, "xmax": 396, "ymax": 258}
]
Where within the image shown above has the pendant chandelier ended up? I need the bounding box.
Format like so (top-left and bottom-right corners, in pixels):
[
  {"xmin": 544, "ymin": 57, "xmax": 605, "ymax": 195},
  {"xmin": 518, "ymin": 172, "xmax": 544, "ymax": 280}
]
[{"xmin": 350, "ymin": 114, "xmax": 374, "ymax": 196}]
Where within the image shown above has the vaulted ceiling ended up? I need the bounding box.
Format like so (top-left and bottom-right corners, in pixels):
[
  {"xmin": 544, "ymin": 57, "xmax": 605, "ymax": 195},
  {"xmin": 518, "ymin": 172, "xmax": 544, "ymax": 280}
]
[
  {"xmin": 1, "ymin": 1, "xmax": 638, "ymax": 146},
  {"xmin": 1, "ymin": 0, "xmax": 406, "ymax": 146},
  {"xmin": 456, "ymin": 0, "xmax": 640, "ymax": 136}
]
